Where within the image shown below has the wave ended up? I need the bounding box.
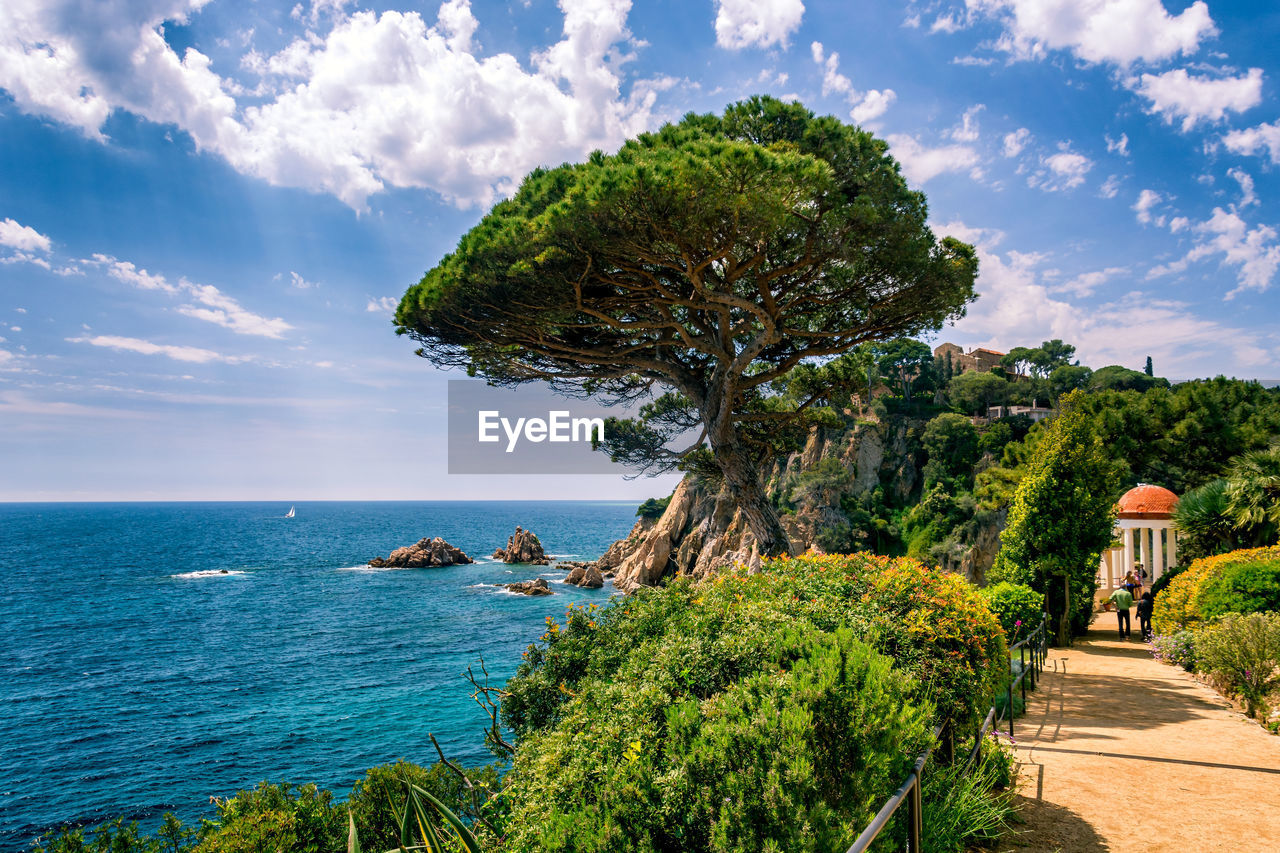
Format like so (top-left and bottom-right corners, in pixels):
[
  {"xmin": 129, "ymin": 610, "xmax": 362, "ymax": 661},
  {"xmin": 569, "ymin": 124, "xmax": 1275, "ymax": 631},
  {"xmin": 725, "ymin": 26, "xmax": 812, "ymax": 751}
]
[
  {"xmin": 335, "ymin": 564, "xmax": 394, "ymax": 573},
  {"xmin": 169, "ymin": 570, "xmax": 247, "ymax": 579}
]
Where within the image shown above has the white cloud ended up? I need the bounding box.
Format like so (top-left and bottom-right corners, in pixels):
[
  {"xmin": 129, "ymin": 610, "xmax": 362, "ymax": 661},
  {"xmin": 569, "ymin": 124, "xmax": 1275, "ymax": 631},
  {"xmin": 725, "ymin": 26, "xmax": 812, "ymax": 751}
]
[
  {"xmin": 289, "ymin": 271, "xmax": 317, "ymax": 289},
  {"xmin": 0, "ymin": 218, "xmax": 52, "ymax": 252},
  {"xmin": 1131, "ymin": 67, "xmax": 1263, "ymax": 132},
  {"xmin": 66, "ymin": 335, "xmax": 250, "ymax": 364},
  {"xmin": 92, "ymin": 254, "xmax": 179, "ymax": 293},
  {"xmin": 967, "ymin": 0, "xmax": 1217, "ymax": 66},
  {"xmin": 1105, "ymin": 133, "xmax": 1129, "ymax": 156},
  {"xmin": 1228, "ymin": 168, "xmax": 1257, "ymax": 209},
  {"xmin": 811, "ymin": 42, "xmax": 895, "ymax": 125},
  {"xmin": 87, "ymin": 253, "xmax": 290, "ymax": 338},
  {"xmin": 939, "ymin": 218, "xmax": 1274, "ymax": 376},
  {"xmin": 1028, "ymin": 145, "xmax": 1092, "ymax": 192},
  {"xmin": 950, "ymin": 104, "xmax": 983, "ymax": 142},
  {"xmin": 0, "ymin": 0, "xmax": 670, "ymax": 210},
  {"xmin": 1099, "ymin": 175, "xmax": 1121, "ymax": 199},
  {"xmin": 366, "ymin": 296, "xmax": 399, "ymax": 313},
  {"xmin": 1056, "ymin": 266, "xmax": 1127, "ymax": 297},
  {"xmin": 178, "ymin": 282, "xmax": 292, "ymax": 338},
  {"xmin": 1148, "ymin": 207, "xmax": 1280, "ymax": 299},
  {"xmin": 1002, "ymin": 127, "xmax": 1030, "ymax": 157},
  {"xmin": 1133, "ymin": 189, "xmax": 1164, "ymax": 225},
  {"xmin": 886, "ymin": 134, "xmax": 979, "ymax": 185},
  {"xmin": 930, "ymin": 13, "xmax": 964, "ymax": 34},
  {"xmin": 1223, "ymin": 121, "xmax": 1280, "ymax": 165},
  {"xmin": 715, "ymin": 0, "xmax": 805, "ymax": 50}
]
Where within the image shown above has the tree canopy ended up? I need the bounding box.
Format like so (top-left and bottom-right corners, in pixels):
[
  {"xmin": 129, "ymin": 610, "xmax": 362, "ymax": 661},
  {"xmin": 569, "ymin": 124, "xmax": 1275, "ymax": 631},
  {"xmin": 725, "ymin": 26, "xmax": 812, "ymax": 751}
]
[{"xmin": 396, "ymin": 96, "xmax": 978, "ymax": 555}]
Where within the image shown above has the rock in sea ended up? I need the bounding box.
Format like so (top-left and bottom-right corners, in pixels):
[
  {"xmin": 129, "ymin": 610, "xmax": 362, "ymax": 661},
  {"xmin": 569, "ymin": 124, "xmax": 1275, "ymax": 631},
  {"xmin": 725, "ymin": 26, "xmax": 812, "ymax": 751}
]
[
  {"xmin": 368, "ymin": 537, "xmax": 473, "ymax": 568},
  {"xmin": 561, "ymin": 561, "xmax": 605, "ymax": 589},
  {"xmin": 492, "ymin": 526, "xmax": 550, "ymax": 565},
  {"xmin": 503, "ymin": 577, "xmax": 553, "ymax": 596}
]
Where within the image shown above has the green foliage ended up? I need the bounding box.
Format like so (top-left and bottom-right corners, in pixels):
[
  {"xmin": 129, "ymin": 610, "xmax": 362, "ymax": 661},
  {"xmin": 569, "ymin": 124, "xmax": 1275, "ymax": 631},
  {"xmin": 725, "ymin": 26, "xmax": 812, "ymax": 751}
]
[
  {"xmin": 990, "ymin": 391, "xmax": 1123, "ymax": 642},
  {"xmin": 1193, "ymin": 612, "xmax": 1280, "ymax": 717},
  {"xmin": 346, "ymin": 760, "xmax": 505, "ymax": 852},
  {"xmin": 1173, "ymin": 479, "xmax": 1239, "ymax": 560},
  {"xmin": 195, "ymin": 783, "xmax": 342, "ymax": 853},
  {"xmin": 787, "ymin": 457, "xmax": 854, "ymax": 507},
  {"xmin": 1224, "ymin": 444, "xmax": 1280, "ymax": 543},
  {"xmin": 946, "ymin": 370, "xmax": 1008, "ymax": 417},
  {"xmin": 1197, "ymin": 559, "xmax": 1280, "ymax": 622},
  {"xmin": 978, "ymin": 582, "xmax": 1044, "ymax": 642},
  {"xmin": 34, "ymin": 816, "xmax": 195, "ymax": 853},
  {"xmin": 499, "ymin": 554, "xmax": 1007, "ymax": 852},
  {"xmin": 635, "ymin": 496, "xmax": 672, "ymax": 519},
  {"xmin": 1089, "ymin": 365, "xmax": 1167, "ymax": 393},
  {"xmin": 875, "ymin": 338, "xmax": 937, "ymax": 404},
  {"xmin": 920, "ymin": 743, "xmax": 1017, "ymax": 852},
  {"xmin": 921, "ymin": 413, "xmax": 979, "ymax": 490}
]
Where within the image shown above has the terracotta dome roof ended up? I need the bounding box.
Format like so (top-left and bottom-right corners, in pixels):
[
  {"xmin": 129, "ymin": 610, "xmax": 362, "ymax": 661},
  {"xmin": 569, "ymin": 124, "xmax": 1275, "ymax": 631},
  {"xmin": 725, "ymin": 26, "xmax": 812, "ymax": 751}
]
[{"xmin": 1117, "ymin": 484, "xmax": 1179, "ymax": 519}]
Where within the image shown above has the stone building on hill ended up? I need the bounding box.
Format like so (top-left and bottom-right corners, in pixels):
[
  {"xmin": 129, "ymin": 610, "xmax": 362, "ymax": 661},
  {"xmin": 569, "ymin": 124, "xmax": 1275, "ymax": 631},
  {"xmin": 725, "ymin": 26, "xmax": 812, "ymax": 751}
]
[{"xmin": 934, "ymin": 342, "xmax": 1005, "ymax": 375}]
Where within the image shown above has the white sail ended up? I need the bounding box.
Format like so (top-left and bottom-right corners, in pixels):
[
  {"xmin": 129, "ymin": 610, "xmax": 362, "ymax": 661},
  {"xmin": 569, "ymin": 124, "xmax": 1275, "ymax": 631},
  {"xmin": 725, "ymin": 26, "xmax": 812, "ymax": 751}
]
[{"xmin": 286, "ymin": 506, "xmax": 295, "ymax": 518}]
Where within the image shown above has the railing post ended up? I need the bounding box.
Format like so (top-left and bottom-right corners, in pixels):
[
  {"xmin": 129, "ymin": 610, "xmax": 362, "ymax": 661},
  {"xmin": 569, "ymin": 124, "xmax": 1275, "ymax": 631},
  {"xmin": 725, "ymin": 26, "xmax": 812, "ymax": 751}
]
[
  {"xmin": 907, "ymin": 776, "xmax": 922, "ymax": 852},
  {"xmin": 1020, "ymin": 644, "xmax": 1027, "ymax": 710},
  {"xmin": 1006, "ymin": 664, "xmax": 1015, "ymax": 738}
]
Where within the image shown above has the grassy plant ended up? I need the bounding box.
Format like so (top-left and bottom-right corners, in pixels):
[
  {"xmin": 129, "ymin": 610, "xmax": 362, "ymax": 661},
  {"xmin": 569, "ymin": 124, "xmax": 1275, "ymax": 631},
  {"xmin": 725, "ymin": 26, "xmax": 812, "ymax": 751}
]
[
  {"xmin": 1194, "ymin": 612, "xmax": 1280, "ymax": 717},
  {"xmin": 921, "ymin": 741, "xmax": 1018, "ymax": 852}
]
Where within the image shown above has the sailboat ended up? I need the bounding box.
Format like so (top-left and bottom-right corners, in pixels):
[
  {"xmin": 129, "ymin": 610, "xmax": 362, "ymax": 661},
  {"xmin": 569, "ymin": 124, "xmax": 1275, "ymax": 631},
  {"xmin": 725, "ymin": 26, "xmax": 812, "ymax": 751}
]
[{"xmin": 285, "ymin": 506, "xmax": 295, "ymax": 518}]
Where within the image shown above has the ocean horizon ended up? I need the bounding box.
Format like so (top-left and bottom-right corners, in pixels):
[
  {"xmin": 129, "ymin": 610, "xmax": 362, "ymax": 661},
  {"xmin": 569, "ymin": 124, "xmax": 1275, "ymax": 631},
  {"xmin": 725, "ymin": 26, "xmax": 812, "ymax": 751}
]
[{"xmin": 0, "ymin": 500, "xmax": 639, "ymax": 851}]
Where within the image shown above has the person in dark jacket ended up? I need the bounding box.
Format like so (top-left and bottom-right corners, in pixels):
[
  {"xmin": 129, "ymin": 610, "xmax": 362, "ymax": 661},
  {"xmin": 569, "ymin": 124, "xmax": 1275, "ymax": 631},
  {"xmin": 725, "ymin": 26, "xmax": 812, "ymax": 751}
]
[{"xmin": 1136, "ymin": 591, "xmax": 1154, "ymax": 639}]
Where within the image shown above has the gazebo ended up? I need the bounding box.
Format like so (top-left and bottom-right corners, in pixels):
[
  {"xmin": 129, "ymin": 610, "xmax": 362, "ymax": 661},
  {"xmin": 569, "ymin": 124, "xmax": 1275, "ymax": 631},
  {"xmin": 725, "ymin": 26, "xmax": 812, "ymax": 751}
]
[{"xmin": 1098, "ymin": 484, "xmax": 1180, "ymax": 590}]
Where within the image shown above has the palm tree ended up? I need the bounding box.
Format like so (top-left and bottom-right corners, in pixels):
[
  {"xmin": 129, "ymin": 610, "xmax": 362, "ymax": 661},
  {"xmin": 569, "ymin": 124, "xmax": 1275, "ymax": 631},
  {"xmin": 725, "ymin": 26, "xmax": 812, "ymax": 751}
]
[{"xmin": 1225, "ymin": 443, "xmax": 1280, "ymax": 544}]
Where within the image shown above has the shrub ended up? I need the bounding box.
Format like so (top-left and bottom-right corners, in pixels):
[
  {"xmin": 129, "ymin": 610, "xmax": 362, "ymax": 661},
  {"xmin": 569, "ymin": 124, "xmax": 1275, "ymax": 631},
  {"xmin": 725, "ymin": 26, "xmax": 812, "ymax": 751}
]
[
  {"xmin": 347, "ymin": 759, "xmax": 505, "ymax": 851},
  {"xmin": 1150, "ymin": 631, "xmax": 1198, "ymax": 672},
  {"xmin": 1148, "ymin": 562, "xmax": 1187, "ymax": 603},
  {"xmin": 34, "ymin": 815, "xmax": 195, "ymax": 853},
  {"xmin": 1196, "ymin": 559, "xmax": 1280, "ymax": 621},
  {"xmin": 499, "ymin": 554, "xmax": 1008, "ymax": 852},
  {"xmin": 636, "ymin": 496, "xmax": 671, "ymax": 519},
  {"xmin": 1152, "ymin": 546, "xmax": 1280, "ymax": 634},
  {"xmin": 193, "ymin": 783, "xmax": 342, "ymax": 853},
  {"xmin": 500, "ymin": 628, "xmax": 930, "ymax": 853},
  {"xmin": 978, "ymin": 582, "xmax": 1044, "ymax": 643},
  {"xmin": 1193, "ymin": 612, "xmax": 1280, "ymax": 716},
  {"xmin": 921, "ymin": 741, "xmax": 1017, "ymax": 852}
]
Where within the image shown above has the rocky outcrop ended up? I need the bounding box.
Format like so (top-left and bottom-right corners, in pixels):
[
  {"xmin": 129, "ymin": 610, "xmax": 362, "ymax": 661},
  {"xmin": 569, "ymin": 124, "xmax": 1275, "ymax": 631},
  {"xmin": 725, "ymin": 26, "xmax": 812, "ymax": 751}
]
[
  {"xmin": 492, "ymin": 526, "xmax": 550, "ymax": 565},
  {"xmin": 596, "ymin": 517, "xmax": 654, "ymax": 573},
  {"xmin": 368, "ymin": 537, "xmax": 473, "ymax": 568},
  {"xmin": 563, "ymin": 562, "xmax": 605, "ymax": 589},
  {"xmin": 504, "ymin": 577, "xmax": 553, "ymax": 596}
]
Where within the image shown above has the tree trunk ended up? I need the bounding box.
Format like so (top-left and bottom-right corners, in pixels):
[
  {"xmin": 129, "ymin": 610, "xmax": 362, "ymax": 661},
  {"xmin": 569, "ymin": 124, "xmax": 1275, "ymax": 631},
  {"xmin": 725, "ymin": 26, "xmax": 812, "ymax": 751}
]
[{"xmin": 714, "ymin": 442, "xmax": 792, "ymax": 559}]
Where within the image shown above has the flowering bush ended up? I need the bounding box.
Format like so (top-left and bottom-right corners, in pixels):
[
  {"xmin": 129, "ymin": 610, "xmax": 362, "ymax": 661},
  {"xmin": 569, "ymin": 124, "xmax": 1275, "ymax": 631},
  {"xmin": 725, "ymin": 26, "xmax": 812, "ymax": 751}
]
[
  {"xmin": 1150, "ymin": 631, "xmax": 1199, "ymax": 672},
  {"xmin": 1193, "ymin": 612, "xmax": 1280, "ymax": 717},
  {"xmin": 1152, "ymin": 546, "xmax": 1280, "ymax": 635}
]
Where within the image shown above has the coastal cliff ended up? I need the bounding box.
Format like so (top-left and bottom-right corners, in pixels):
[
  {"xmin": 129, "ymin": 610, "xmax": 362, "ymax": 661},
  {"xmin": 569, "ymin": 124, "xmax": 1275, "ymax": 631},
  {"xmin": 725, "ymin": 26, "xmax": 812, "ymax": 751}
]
[{"xmin": 609, "ymin": 410, "xmax": 1007, "ymax": 591}]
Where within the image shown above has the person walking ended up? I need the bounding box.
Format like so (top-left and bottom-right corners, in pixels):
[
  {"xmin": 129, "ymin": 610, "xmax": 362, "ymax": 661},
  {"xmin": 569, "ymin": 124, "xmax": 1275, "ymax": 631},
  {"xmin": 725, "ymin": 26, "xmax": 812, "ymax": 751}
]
[
  {"xmin": 1136, "ymin": 591, "xmax": 1154, "ymax": 640},
  {"xmin": 1108, "ymin": 586, "xmax": 1134, "ymax": 639}
]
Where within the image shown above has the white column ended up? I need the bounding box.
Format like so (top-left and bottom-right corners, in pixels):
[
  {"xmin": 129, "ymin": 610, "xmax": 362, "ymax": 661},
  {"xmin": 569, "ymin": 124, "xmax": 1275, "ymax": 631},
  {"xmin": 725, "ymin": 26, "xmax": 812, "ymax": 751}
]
[
  {"xmin": 1138, "ymin": 527, "xmax": 1147, "ymax": 573},
  {"xmin": 1169, "ymin": 529, "xmax": 1178, "ymax": 571},
  {"xmin": 1152, "ymin": 525, "xmax": 1165, "ymax": 579},
  {"xmin": 1122, "ymin": 527, "xmax": 1134, "ymax": 577}
]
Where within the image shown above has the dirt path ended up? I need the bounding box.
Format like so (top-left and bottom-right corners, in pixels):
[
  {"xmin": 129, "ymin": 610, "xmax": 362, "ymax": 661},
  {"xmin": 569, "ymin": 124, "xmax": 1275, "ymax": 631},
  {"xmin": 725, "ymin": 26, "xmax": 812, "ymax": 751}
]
[{"xmin": 998, "ymin": 626, "xmax": 1280, "ymax": 852}]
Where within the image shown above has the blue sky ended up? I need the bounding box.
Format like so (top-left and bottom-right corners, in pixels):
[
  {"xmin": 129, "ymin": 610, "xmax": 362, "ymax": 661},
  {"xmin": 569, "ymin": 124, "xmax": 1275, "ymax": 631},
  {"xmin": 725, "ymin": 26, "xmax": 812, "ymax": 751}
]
[{"xmin": 2, "ymin": 0, "xmax": 1278, "ymax": 501}]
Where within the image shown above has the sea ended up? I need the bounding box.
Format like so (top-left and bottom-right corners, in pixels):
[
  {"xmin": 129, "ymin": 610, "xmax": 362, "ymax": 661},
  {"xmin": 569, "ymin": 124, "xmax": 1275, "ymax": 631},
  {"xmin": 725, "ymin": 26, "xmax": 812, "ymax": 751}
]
[{"xmin": 0, "ymin": 501, "xmax": 639, "ymax": 851}]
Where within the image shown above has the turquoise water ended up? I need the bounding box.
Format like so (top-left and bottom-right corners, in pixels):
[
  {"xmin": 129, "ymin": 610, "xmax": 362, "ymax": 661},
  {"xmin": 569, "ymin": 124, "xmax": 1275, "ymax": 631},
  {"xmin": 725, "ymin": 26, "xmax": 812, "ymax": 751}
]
[{"xmin": 0, "ymin": 501, "xmax": 637, "ymax": 850}]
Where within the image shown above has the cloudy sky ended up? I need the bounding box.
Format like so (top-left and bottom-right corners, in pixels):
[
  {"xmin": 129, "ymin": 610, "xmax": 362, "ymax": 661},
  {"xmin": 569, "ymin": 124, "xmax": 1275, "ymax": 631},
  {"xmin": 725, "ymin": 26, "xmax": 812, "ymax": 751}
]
[{"xmin": 2, "ymin": 0, "xmax": 1278, "ymax": 501}]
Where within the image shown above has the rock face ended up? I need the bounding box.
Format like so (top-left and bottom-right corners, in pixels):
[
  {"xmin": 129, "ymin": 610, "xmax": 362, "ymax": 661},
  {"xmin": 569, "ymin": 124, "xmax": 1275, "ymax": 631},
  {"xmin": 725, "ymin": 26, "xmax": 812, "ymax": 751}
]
[
  {"xmin": 504, "ymin": 577, "xmax": 553, "ymax": 596},
  {"xmin": 368, "ymin": 537, "xmax": 473, "ymax": 568},
  {"xmin": 562, "ymin": 561, "xmax": 605, "ymax": 589},
  {"xmin": 605, "ymin": 409, "xmax": 1006, "ymax": 592},
  {"xmin": 492, "ymin": 526, "xmax": 550, "ymax": 565}
]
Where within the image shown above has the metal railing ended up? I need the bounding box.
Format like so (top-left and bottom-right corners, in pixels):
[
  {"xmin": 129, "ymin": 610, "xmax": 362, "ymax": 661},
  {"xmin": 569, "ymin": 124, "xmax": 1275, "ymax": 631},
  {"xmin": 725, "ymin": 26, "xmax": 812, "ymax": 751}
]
[{"xmin": 846, "ymin": 615, "xmax": 1049, "ymax": 853}]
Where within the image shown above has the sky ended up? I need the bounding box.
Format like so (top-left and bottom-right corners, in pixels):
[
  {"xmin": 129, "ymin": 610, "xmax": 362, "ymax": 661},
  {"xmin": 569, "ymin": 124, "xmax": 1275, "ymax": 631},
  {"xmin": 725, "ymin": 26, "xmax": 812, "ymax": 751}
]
[{"xmin": 1, "ymin": 0, "xmax": 1279, "ymax": 501}]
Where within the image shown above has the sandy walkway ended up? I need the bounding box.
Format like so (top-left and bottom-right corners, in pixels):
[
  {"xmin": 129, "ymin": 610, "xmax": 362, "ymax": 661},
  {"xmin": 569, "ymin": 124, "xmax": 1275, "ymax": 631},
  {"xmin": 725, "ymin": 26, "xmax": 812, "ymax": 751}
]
[{"xmin": 998, "ymin": 626, "xmax": 1280, "ymax": 852}]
